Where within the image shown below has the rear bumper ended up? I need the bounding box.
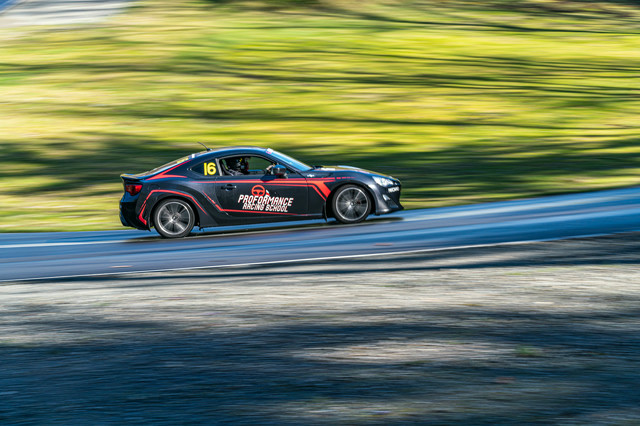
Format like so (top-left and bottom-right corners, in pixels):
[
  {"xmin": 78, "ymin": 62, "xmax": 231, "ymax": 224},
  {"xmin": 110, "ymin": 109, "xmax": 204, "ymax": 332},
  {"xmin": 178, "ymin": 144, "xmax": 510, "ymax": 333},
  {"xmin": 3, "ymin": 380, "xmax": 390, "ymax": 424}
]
[{"xmin": 120, "ymin": 199, "xmax": 149, "ymax": 230}]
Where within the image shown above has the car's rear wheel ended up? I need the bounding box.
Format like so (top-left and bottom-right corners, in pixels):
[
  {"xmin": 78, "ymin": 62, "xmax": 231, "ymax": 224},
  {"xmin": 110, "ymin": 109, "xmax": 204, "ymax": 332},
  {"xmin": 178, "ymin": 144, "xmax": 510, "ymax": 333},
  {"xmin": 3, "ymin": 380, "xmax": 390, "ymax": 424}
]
[
  {"xmin": 153, "ymin": 198, "xmax": 195, "ymax": 238},
  {"xmin": 332, "ymin": 185, "xmax": 371, "ymax": 224}
]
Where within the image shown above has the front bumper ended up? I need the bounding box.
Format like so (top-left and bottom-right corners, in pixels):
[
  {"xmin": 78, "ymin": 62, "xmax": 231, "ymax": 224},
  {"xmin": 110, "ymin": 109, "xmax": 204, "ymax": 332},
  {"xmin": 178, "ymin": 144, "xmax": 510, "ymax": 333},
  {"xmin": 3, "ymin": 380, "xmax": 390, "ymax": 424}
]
[{"xmin": 374, "ymin": 185, "xmax": 403, "ymax": 214}]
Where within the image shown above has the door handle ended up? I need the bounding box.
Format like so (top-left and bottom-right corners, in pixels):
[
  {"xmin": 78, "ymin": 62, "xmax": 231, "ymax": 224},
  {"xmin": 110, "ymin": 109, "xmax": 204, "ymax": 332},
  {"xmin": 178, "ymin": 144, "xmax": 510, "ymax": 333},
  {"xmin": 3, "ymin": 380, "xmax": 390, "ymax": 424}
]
[{"xmin": 222, "ymin": 184, "xmax": 237, "ymax": 191}]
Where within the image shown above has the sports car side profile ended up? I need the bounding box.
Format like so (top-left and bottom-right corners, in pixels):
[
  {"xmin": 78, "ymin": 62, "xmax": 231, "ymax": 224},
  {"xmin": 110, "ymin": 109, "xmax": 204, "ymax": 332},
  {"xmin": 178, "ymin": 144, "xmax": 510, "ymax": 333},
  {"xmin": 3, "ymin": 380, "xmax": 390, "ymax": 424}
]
[{"xmin": 120, "ymin": 146, "xmax": 403, "ymax": 238}]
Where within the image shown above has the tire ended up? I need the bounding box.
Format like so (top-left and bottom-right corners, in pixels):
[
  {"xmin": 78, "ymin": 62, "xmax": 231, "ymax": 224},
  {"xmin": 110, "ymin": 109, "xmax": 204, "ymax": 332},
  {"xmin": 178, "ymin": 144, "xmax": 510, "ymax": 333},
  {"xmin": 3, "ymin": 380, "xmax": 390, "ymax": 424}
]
[
  {"xmin": 332, "ymin": 185, "xmax": 371, "ymax": 224},
  {"xmin": 153, "ymin": 198, "xmax": 195, "ymax": 238}
]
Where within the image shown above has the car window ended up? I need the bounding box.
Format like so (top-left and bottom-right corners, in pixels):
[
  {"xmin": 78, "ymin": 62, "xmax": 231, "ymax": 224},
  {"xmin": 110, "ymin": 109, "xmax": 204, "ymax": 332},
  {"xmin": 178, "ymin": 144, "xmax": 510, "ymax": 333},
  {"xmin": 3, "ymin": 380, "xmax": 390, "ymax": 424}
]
[
  {"xmin": 144, "ymin": 151, "xmax": 209, "ymax": 176},
  {"xmin": 245, "ymin": 157, "xmax": 273, "ymax": 175},
  {"xmin": 145, "ymin": 156, "xmax": 191, "ymax": 175},
  {"xmin": 268, "ymin": 149, "xmax": 312, "ymax": 172},
  {"xmin": 191, "ymin": 159, "xmax": 220, "ymax": 177},
  {"xmin": 217, "ymin": 156, "xmax": 276, "ymax": 176}
]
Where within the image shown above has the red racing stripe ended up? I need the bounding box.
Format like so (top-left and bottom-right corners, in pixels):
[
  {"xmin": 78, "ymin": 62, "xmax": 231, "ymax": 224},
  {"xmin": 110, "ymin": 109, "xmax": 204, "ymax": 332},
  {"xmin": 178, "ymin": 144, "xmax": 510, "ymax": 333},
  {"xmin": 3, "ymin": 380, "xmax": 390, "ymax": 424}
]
[
  {"xmin": 146, "ymin": 162, "xmax": 188, "ymax": 181},
  {"xmin": 138, "ymin": 189, "xmax": 208, "ymax": 225},
  {"xmin": 220, "ymin": 209, "xmax": 310, "ymax": 216}
]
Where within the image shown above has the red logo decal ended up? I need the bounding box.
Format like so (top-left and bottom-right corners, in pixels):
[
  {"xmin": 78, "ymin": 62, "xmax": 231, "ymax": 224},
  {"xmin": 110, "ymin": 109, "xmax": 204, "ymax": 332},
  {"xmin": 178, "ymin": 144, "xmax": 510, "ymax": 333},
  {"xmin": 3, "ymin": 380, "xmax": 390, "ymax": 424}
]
[{"xmin": 251, "ymin": 185, "xmax": 266, "ymax": 197}]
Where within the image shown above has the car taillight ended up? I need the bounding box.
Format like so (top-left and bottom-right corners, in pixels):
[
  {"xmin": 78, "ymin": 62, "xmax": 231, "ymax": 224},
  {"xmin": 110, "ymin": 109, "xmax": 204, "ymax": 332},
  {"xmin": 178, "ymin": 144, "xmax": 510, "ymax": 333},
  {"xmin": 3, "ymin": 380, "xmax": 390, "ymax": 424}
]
[{"xmin": 125, "ymin": 184, "xmax": 143, "ymax": 196}]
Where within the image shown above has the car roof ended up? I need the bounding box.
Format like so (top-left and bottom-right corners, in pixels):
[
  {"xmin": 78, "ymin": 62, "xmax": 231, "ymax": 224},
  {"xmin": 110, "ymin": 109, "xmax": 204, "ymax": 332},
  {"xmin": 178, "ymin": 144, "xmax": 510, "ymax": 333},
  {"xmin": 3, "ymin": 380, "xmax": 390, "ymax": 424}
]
[{"xmin": 203, "ymin": 146, "xmax": 271, "ymax": 157}]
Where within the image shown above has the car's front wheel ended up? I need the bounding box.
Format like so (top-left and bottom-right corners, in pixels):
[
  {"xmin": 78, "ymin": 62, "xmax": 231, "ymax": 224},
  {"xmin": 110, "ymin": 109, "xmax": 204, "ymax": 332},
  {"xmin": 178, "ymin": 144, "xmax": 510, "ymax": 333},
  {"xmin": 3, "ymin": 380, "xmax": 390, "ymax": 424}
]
[
  {"xmin": 153, "ymin": 198, "xmax": 195, "ymax": 238},
  {"xmin": 332, "ymin": 185, "xmax": 371, "ymax": 224}
]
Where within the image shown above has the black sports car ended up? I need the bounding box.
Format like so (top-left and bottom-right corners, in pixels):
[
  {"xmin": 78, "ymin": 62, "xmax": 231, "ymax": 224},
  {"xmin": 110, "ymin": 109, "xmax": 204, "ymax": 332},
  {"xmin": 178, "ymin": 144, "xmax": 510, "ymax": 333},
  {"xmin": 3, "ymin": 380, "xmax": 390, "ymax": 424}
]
[{"xmin": 120, "ymin": 146, "xmax": 402, "ymax": 238}]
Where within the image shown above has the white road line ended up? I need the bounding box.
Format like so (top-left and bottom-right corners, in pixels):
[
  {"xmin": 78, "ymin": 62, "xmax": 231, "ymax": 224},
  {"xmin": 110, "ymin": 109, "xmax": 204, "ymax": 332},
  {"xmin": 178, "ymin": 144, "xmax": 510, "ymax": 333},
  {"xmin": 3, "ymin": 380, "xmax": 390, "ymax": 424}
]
[
  {"xmin": 0, "ymin": 223, "xmax": 331, "ymax": 249},
  {"xmin": 0, "ymin": 240, "xmax": 128, "ymax": 249},
  {"xmin": 3, "ymin": 203, "xmax": 639, "ymax": 250},
  {"xmin": 0, "ymin": 232, "xmax": 615, "ymax": 283},
  {"xmin": 402, "ymin": 193, "xmax": 640, "ymax": 222}
]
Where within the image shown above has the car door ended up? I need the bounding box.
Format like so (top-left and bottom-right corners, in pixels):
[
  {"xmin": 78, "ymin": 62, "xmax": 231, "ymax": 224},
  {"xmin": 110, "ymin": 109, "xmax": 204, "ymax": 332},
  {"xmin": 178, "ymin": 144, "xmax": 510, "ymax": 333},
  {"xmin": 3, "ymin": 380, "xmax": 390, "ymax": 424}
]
[{"xmin": 214, "ymin": 156, "xmax": 309, "ymax": 221}]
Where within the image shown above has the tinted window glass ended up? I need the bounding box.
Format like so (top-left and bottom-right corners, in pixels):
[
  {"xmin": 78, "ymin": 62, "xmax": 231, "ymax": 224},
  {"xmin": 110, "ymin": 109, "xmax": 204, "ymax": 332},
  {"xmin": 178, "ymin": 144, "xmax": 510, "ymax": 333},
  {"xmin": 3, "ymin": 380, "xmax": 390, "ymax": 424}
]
[
  {"xmin": 218, "ymin": 156, "xmax": 276, "ymax": 176},
  {"xmin": 145, "ymin": 156, "xmax": 190, "ymax": 175},
  {"xmin": 245, "ymin": 157, "xmax": 273, "ymax": 174},
  {"xmin": 268, "ymin": 150, "xmax": 311, "ymax": 171},
  {"xmin": 192, "ymin": 159, "xmax": 220, "ymax": 177},
  {"xmin": 142, "ymin": 151, "xmax": 209, "ymax": 176}
]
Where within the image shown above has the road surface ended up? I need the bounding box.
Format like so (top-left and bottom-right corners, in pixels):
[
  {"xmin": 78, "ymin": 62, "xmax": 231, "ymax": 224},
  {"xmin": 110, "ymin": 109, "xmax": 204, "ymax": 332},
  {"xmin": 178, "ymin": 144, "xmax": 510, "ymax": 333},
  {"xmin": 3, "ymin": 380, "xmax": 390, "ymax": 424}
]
[
  {"xmin": 0, "ymin": 0, "xmax": 133, "ymax": 27},
  {"xmin": 3, "ymin": 186, "xmax": 640, "ymax": 281}
]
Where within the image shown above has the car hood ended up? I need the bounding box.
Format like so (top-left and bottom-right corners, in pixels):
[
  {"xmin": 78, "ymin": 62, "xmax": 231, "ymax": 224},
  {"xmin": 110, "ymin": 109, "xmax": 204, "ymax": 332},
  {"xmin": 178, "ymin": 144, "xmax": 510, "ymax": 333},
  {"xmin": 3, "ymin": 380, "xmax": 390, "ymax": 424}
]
[{"xmin": 313, "ymin": 165, "xmax": 382, "ymax": 176}]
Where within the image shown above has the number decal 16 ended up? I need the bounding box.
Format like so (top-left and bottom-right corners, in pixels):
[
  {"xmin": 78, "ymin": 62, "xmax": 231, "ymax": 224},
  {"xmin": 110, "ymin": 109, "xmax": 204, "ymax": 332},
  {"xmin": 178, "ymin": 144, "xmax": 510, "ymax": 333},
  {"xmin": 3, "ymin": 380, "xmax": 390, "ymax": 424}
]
[{"xmin": 204, "ymin": 162, "xmax": 217, "ymax": 176}]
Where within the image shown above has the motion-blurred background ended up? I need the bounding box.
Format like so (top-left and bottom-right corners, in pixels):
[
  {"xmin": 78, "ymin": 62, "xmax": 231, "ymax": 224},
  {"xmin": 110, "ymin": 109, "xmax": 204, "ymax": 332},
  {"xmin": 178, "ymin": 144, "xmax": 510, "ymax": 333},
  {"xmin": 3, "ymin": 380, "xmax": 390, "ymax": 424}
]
[{"xmin": 1, "ymin": 0, "xmax": 639, "ymax": 231}]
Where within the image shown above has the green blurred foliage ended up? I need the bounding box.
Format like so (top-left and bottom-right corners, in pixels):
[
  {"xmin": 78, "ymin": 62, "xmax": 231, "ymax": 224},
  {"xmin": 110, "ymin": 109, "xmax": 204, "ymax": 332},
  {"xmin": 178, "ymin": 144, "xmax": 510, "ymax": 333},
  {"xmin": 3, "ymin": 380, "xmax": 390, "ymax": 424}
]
[{"xmin": 0, "ymin": 0, "xmax": 639, "ymax": 231}]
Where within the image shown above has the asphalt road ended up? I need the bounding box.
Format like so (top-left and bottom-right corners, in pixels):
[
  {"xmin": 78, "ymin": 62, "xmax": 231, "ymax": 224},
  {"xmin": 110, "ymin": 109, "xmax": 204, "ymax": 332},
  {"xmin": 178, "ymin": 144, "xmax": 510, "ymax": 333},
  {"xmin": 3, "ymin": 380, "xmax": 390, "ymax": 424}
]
[
  {"xmin": 0, "ymin": 0, "xmax": 133, "ymax": 27},
  {"xmin": 3, "ymin": 186, "xmax": 640, "ymax": 282},
  {"xmin": 0, "ymin": 0, "xmax": 18, "ymax": 14}
]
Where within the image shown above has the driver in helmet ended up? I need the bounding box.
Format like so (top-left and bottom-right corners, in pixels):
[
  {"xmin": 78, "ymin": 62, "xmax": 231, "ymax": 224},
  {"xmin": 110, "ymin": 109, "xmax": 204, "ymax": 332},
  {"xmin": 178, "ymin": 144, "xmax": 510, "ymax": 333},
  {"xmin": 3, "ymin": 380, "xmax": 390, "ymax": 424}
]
[{"xmin": 224, "ymin": 157, "xmax": 249, "ymax": 175}]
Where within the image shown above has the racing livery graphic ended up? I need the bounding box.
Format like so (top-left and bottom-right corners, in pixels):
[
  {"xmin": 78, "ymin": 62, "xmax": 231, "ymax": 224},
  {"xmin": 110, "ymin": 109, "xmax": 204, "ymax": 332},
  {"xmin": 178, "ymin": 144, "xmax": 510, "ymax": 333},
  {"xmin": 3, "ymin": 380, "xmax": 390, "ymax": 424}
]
[
  {"xmin": 238, "ymin": 185, "xmax": 294, "ymax": 212},
  {"xmin": 120, "ymin": 146, "xmax": 402, "ymax": 238}
]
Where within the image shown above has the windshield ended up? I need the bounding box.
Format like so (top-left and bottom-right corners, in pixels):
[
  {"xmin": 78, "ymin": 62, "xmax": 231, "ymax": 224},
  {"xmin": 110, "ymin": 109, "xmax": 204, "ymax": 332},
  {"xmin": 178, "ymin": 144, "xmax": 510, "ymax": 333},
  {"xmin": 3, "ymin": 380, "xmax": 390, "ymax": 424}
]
[{"xmin": 268, "ymin": 150, "xmax": 312, "ymax": 172}]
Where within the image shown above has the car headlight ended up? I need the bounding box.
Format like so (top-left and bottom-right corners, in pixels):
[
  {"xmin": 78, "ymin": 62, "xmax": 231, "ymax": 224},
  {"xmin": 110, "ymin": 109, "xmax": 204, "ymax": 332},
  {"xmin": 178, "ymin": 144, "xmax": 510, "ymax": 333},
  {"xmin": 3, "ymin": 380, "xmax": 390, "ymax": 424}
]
[{"xmin": 373, "ymin": 176, "xmax": 395, "ymax": 187}]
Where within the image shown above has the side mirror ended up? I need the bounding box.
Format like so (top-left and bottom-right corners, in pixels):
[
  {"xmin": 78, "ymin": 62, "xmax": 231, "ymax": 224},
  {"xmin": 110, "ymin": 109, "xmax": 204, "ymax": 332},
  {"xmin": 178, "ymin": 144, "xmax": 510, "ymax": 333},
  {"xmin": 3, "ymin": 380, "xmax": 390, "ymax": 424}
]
[{"xmin": 272, "ymin": 164, "xmax": 287, "ymax": 178}]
